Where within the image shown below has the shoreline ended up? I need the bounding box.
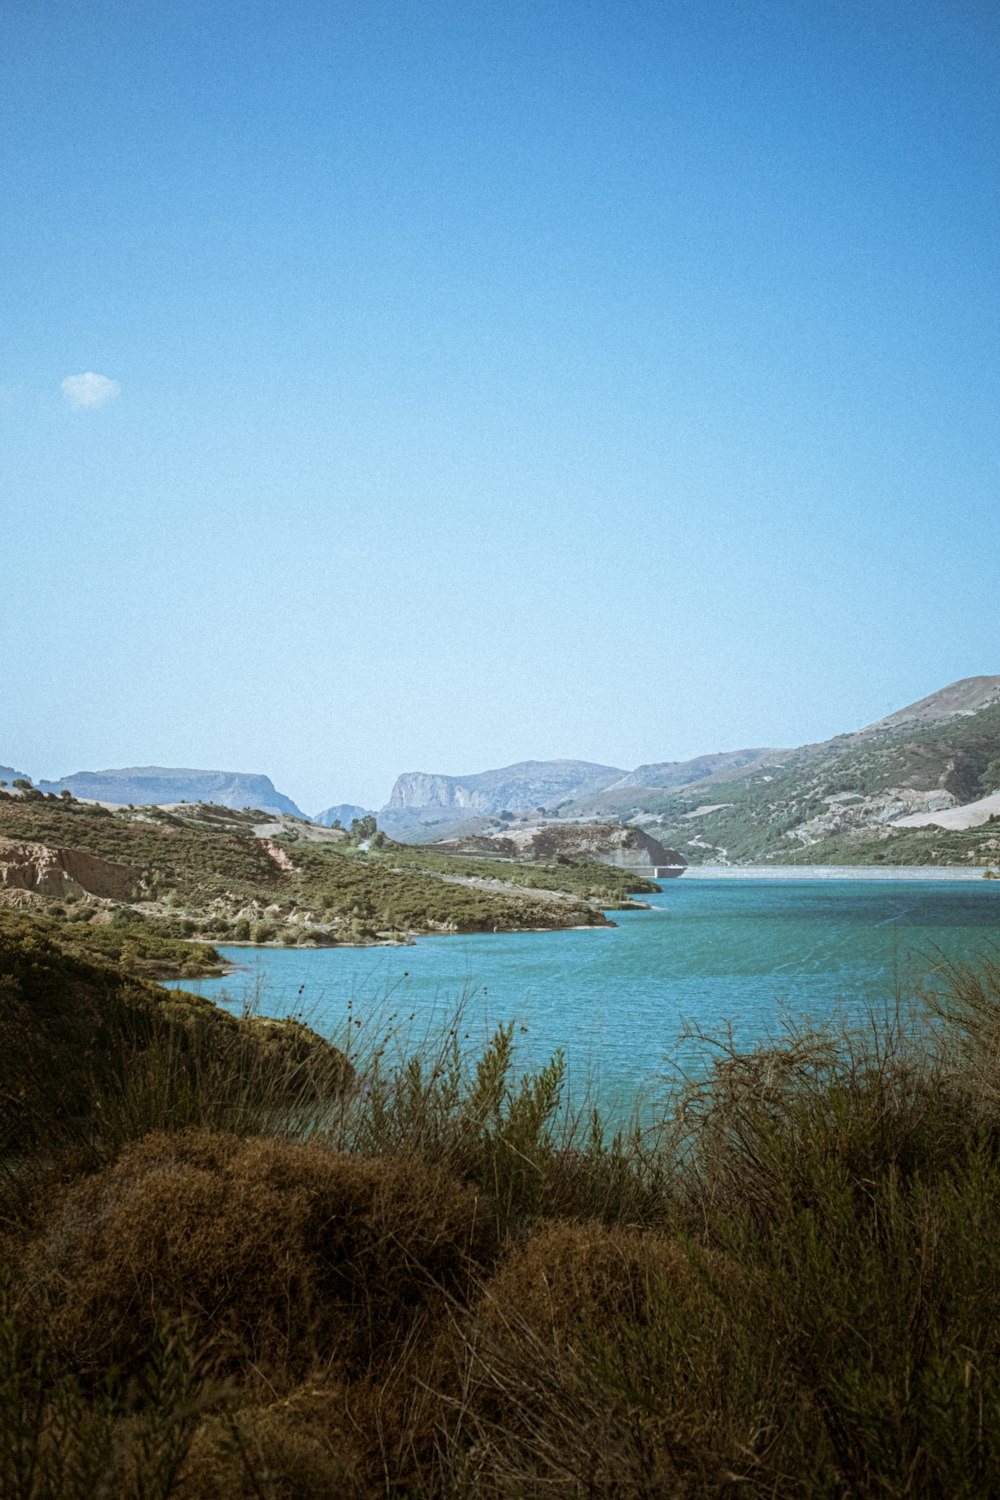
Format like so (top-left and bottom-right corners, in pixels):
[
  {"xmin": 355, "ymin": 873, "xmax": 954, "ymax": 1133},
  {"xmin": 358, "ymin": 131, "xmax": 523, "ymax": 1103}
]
[
  {"xmin": 159, "ymin": 872, "xmax": 997, "ymax": 983},
  {"xmin": 681, "ymin": 865, "xmax": 995, "ymax": 882},
  {"xmin": 166, "ymin": 917, "xmax": 615, "ymax": 984}
]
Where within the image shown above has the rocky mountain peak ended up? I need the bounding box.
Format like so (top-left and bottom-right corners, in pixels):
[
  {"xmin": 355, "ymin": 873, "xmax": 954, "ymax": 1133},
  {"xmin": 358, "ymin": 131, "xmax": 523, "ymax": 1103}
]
[{"xmin": 384, "ymin": 760, "xmax": 627, "ymax": 819}]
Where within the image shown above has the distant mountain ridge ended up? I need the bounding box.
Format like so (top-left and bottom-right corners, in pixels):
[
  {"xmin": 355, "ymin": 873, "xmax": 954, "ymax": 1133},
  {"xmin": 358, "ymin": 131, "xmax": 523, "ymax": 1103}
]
[
  {"xmin": 381, "ymin": 760, "xmax": 627, "ymax": 833},
  {"xmin": 36, "ymin": 767, "xmax": 306, "ymax": 819},
  {"xmin": 375, "ymin": 676, "xmax": 1000, "ymax": 867},
  {"xmin": 313, "ymin": 803, "xmax": 374, "ymax": 828},
  {"xmin": 602, "ymin": 748, "xmax": 778, "ymax": 792}
]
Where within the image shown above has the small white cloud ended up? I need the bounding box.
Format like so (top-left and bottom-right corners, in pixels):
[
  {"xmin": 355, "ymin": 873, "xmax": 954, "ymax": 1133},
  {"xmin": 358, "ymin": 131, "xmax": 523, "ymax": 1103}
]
[{"xmin": 61, "ymin": 372, "xmax": 121, "ymax": 409}]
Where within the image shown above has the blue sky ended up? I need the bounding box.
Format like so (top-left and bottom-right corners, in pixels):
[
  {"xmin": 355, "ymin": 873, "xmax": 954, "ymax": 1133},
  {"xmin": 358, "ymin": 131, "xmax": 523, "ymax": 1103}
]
[{"xmin": 2, "ymin": 0, "xmax": 998, "ymax": 812}]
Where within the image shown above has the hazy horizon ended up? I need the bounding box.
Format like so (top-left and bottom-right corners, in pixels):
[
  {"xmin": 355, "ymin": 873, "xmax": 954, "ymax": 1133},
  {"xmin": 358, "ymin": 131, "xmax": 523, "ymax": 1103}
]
[
  {"xmin": 6, "ymin": 669, "xmax": 997, "ymax": 814},
  {"xmin": 4, "ymin": 2, "xmax": 998, "ymax": 809}
]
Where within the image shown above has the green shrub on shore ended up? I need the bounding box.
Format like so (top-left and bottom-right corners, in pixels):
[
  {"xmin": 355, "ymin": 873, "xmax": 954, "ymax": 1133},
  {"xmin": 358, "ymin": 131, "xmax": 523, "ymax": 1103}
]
[
  {"xmin": 0, "ymin": 907, "xmax": 227, "ymax": 980},
  {"xmin": 0, "ymin": 912, "xmax": 350, "ymax": 1163},
  {"xmin": 7, "ymin": 918, "xmax": 1000, "ymax": 1494}
]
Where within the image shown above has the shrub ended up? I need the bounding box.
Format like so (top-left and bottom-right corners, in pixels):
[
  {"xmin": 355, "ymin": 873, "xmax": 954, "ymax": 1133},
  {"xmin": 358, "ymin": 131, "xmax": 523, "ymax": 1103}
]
[
  {"xmin": 181, "ymin": 1380, "xmax": 369, "ymax": 1499},
  {"xmin": 450, "ymin": 1221, "xmax": 740, "ymax": 1494},
  {"xmin": 15, "ymin": 1131, "xmax": 497, "ymax": 1388},
  {"xmin": 0, "ymin": 1297, "xmax": 216, "ymax": 1500}
]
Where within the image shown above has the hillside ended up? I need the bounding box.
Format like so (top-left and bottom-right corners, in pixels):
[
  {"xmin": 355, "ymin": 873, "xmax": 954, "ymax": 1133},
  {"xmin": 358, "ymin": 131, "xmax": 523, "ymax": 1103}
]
[
  {"xmin": 618, "ymin": 679, "xmax": 1000, "ymax": 867},
  {"xmin": 0, "ymin": 792, "xmax": 656, "ymax": 973},
  {"xmin": 0, "ymin": 910, "xmax": 349, "ymax": 1155}
]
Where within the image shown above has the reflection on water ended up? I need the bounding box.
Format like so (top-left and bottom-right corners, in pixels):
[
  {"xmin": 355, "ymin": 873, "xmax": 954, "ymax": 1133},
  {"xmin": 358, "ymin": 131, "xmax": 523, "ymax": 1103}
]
[{"xmin": 170, "ymin": 880, "xmax": 1000, "ymax": 1116}]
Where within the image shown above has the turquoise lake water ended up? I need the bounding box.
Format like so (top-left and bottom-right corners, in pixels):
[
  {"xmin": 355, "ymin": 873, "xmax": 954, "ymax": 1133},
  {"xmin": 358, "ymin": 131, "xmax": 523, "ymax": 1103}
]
[{"xmin": 171, "ymin": 879, "xmax": 1000, "ymax": 1115}]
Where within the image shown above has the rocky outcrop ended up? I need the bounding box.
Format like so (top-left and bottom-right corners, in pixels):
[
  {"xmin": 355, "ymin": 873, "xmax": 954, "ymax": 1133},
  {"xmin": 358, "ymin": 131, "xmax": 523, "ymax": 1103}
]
[
  {"xmin": 788, "ymin": 789, "xmax": 960, "ymax": 846},
  {"xmin": 0, "ymin": 839, "xmax": 140, "ymax": 900},
  {"xmin": 384, "ymin": 761, "xmax": 627, "ymax": 824},
  {"xmin": 38, "ymin": 767, "xmax": 306, "ymax": 818}
]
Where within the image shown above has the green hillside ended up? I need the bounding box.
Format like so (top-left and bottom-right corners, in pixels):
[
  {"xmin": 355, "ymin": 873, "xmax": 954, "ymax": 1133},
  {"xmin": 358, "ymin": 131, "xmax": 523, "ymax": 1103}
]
[
  {"xmin": 0, "ymin": 794, "xmax": 654, "ymax": 974},
  {"xmin": 632, "ymin": 701, "xmax": 1000, "ymax": 867}
]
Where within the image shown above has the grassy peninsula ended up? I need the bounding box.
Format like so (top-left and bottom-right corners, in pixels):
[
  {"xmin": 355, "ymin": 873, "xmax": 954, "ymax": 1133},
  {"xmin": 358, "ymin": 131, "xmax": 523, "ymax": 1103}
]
[
  {"xmin": 5, "ymin": 907, "xmax": 1000, "ymax": 1496},
  {"xmin": 0, "ymin": 791, "xmax": 655, "ymax": 977}
]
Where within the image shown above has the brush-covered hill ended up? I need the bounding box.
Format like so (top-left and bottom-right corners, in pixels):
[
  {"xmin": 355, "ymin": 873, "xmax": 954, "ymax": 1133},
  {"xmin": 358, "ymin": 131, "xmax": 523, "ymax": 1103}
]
[
  {"xmin": 0, "ymin": 910, "xmax": 350, "ymax": 1156},
  {"xmin": 432, "ymin": 821, "xmax": 687, "ymax": 875},
  {"xmin": 0, "ymin": 791, "xmax": 656, "ymax": 975},
  {"xmin": 615, "ymin": 677, "xmax": 1000, "ymax": 867}
]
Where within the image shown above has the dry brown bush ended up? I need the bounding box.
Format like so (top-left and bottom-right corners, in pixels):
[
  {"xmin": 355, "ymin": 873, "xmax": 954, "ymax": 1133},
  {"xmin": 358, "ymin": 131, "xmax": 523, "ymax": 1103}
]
[
  {"xmin": 180, "ymin": 1380, "xmax": 372, "ymax": 1499},
  {"xmin": 450, "ymin": 1219, "xmax": 740, "ymax": 1498},
  {"xmin": 478, "ymin": 1219, "xmax": 698, "ymax": 1351},
  {"xmin": 15, "ymin": 1129, "xmax": 497, "ymax": 1390},
  {"xmin": 347, "ymin": 1315, "xmax": 474, "ymax": 1495}
]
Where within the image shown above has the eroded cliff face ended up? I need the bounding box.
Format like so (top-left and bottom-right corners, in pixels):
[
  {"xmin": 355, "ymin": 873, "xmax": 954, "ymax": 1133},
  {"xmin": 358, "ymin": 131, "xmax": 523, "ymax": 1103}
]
[
  {"xmin": 385, "ymin": 762, "xmax": 627, "ymax": 820},
  {"xmin": 0, "ymin": 839, "xmax": 139, "ymax": 900},
  {"xmin": 388, "ymin": 774, "xmax": 483, "ymax": 812}
]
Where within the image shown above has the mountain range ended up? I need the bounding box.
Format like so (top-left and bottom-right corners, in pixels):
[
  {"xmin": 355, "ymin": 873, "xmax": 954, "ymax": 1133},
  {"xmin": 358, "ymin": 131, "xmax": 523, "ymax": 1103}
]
[
  {"xmin": 6, "ymin": 676, "xmax": 999, "ymax": 866},
  {"xmin": 32, "ymin": 767, "xmax": 307, "ymax": 819},
  {"xmin": 377, "ymin": 676, "xmax": 1000, "ymax": 865}
]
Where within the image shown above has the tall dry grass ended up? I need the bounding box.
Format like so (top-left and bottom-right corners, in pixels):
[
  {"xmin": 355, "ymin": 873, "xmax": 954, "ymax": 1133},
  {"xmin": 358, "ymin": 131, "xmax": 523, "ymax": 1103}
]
[{"xmin": 7, "ymin": 938, "xmax": 1000, "ymax": 1495}]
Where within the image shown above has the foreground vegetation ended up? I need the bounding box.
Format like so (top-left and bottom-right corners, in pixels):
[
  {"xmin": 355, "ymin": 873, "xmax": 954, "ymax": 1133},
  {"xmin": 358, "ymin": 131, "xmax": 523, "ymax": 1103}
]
[{"xmin": 5, "ymin": 906, "xmax": 1000, "ymax": 1496}]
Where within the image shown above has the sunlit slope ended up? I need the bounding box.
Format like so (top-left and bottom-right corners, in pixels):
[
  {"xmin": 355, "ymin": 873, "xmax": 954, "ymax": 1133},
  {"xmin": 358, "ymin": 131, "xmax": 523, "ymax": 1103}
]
[
  {"xmin": 0, "ymin": 793, "xmax": 655, "ymax": 968},
  {"xmin": 614, "ymin": 679, "xmax": 1000, "ymax": 866}
]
